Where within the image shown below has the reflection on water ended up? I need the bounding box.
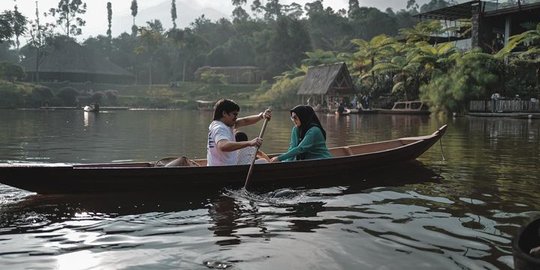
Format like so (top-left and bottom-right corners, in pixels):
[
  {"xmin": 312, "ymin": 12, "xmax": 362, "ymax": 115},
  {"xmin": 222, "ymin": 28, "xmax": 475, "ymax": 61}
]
[{"xmin": 1, "ymin": 111, "xmax": 540, "ymax": 269}]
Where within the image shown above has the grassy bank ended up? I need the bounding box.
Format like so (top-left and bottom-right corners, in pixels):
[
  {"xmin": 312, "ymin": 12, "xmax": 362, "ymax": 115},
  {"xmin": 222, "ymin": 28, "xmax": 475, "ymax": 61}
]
[{"xmin": 0, "ymin": 80, "xmax": 268, "ymax": 109}]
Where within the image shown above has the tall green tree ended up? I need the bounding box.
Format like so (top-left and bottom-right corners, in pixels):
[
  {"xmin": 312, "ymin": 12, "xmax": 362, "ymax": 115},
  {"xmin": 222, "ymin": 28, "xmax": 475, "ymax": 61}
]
[
  {"xmin": 131, "ymin": 0, "xmax": 138, "ymax": 36},
  {"xmin": 49, "ymin": 0, "xmax": 87, "ymax": 37},
  {"xmin": 0, "ymin": 12, "xmax": 14, "ymax": 44},
  {"xmin": 106, "ymin": 2, "xmax": 112, "ymax": 42},
  {"xmin": 349, "ymin": 7, "xmax": 397, "ymax": 40},
  {"xmin": 11, "ymin": 5, "xmax": 27, "ymax": 51},
  {"xmin": 232, "ymin": 0, "xmax": 249, "ymax": 22},
  {"xmin": 0, "ymin": 7, "xmax": 27, "ymax": 50},
  {"xmin": 171, "ymin": 0, "xmax": 177, "ymax": 29},
  {"xmin": 348, "ymin": 0, "xmax": 360, "ymax": 18},
  {"xmin": 264, "ymin": 0, "xmax": 282, "ymax": 20},
  {"xmin": 26, "ymin": 1, "xmax": 54, "ymax": 82},
  {"xmin": 135, "ymin": 20, "xmax": 165, "ymax": 88},
  {"xmin": 406, "ymin": 0, "xmax": 419, "ymax": 11},
  {"xmin": 264, "ymin": 16, "xmax": 311, "ymax": 78},
  {"xmin": 282, "ymin": 3, "xmax": 303, "ymax": 19},
  {"xmin": 306, "ymin": 4, "xmax": 352, "ymax": 51}
]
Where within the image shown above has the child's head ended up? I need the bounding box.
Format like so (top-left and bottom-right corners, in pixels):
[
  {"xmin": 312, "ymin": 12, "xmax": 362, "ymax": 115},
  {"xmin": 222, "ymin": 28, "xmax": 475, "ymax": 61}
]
[{"xmin": 235, "ymin": 131, "xmax": 248, "ymax": 142}]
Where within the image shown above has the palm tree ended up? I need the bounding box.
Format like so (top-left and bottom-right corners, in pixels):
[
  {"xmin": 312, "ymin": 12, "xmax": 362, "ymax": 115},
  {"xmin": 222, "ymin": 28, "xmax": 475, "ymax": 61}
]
[
  {"xmin": 399, "ymin": 20, "xmax": 443, "ymax": 44},
  {"xmin": 350, "ymin": 34, "xmax": 395, "ymax": 75},
  {"xmin": 496, "ymin": 22, "xmax": 540, "ymax": 94},
  {"xmin": 369, "ymin": 53, "xmax": 420, "ymax": 100},
  {"xmin": 410, "ymin": 41, "xmax": 460, "ymax": 81},
  {"xmin": 350, "ymin": 34, "xmax": 396, "ymax": 97}
]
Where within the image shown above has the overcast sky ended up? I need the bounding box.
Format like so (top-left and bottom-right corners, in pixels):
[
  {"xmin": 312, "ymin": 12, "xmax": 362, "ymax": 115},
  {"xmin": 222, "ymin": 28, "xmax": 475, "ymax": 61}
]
[{"xmin": 2, "ymin": 0, "xmax": 418, "ymax": 41}]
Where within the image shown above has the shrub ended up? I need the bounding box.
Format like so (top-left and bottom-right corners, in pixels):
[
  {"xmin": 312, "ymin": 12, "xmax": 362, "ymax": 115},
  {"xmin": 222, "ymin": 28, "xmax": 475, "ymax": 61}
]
[
  {"xmin": 105, "ymin": 90, "xmax": 119, "ymax": 105},
  {"xmin": 90, "ymin": 91, "xmax": 105, "ymax": 104},
  {"xmin": 200, "ymin": 70, "xmax": 228, "ymax": 84},
  {"xmin": 28, "ymin": 86, "xmax": 53, "ymax": 107},
  {"xmin": 56, "ymin": 87, "xmax": 80, "ymax": 106},
  {"xmin": 0, "ymin": 62, "xmax": 25, "ymax": 82},
  {"xmin": 256, "ymin": 76, "xmax": 303, "ymax": 109}
]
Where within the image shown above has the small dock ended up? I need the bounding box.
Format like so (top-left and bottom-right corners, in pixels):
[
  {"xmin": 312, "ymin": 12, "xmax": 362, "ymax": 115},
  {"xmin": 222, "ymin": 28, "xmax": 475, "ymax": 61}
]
[
  {"xmin": 468, "ymin": 100, "xmax": 540, "ymax": 119},
  {"xmin": 466, "ymin": 112, "xmax": 540, "ymax": 119},
  {"xmin": 38, "ymin": 106, "xmax": 130, "ymax": 111}
]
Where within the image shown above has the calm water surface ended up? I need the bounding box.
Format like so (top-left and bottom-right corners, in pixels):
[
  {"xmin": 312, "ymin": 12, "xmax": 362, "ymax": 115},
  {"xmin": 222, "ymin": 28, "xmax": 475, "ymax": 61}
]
[{"xmin": 1, "ymin": 109, "xmax": 539, "ymax": 269}]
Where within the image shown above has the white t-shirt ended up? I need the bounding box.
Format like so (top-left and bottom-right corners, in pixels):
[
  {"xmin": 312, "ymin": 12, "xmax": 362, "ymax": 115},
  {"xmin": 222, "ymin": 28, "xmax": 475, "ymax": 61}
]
[{"xmin": 207, "ymin": 120, "xmax": 237, "ymax": 166}]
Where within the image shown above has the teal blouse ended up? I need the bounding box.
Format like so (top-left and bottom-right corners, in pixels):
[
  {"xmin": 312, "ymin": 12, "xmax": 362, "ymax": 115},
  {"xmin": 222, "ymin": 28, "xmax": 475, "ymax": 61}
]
[{"xmin": 277, "ymin": 126, "xmax": 332, "ymax": 161}]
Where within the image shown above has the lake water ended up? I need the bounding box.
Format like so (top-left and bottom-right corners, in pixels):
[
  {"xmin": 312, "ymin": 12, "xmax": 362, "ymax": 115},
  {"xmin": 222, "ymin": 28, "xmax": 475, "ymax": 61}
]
[{"xmin": 1, "ymin": 109, "xmax": 539, "ymax": 269}]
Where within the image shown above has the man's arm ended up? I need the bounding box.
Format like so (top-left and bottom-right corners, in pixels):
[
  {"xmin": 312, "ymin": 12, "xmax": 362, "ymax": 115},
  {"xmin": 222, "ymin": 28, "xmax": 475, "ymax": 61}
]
[
  {"xmin": 217, "ymin": 138, "xmax": 261, "ymax": 152},
  {"xmin": 235, "ymin": 109, "xmax": 272, "ymax": 128}
]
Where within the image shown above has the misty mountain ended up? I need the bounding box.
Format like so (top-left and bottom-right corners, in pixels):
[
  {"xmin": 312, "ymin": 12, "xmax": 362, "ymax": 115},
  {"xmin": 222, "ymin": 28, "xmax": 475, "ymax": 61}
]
[{"xmin": 110, "ymin": 0, "xmax": 229, "ymax": 35}]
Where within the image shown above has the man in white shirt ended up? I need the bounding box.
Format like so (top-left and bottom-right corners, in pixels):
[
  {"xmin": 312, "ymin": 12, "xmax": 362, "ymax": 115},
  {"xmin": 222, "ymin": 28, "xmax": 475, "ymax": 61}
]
[{"xmin": 207, "ymin": 99, "xmax": 271, "ymax": 166}]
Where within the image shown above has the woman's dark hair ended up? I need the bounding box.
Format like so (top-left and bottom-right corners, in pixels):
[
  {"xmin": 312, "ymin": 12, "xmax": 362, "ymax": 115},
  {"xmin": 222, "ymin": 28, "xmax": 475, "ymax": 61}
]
[
  {"xmin": 290, "ymin": 105, "xmax": 326, "ymax": 140},
  {"xmin": 235, "ymin": 131, "xmax": 248, "ymax": 142},
  {"xmin": 213, "ymin": 99, "xmax": 240, "ymax": 120}
]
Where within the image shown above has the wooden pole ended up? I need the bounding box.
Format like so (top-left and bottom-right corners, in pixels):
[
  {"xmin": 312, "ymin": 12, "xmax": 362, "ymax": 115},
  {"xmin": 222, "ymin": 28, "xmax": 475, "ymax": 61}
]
[{"xmin": 243, "ymin": 117, "xmax": 269, "ymax": 189}]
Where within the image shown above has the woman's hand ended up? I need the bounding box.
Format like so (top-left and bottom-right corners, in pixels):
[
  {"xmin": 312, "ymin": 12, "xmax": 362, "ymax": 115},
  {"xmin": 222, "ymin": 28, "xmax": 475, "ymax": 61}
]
[{"xmin": 270, "ymin": 156, "xmax": 280, "ymax": 163}]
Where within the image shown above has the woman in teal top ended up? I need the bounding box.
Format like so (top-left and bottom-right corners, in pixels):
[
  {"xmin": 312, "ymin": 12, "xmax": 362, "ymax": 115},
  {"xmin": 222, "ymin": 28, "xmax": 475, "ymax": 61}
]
[{"xmin": 270, "ymin": 105, "xmax": 332, "ymax": 162}]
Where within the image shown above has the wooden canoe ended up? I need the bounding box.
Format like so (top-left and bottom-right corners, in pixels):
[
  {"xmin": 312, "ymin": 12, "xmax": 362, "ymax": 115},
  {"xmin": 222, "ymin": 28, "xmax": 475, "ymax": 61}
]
[
  {"xmin": 513, "ymin": 217, "xmax": 540, "ymax": 270},
  {"xmin": 0, "ymin": 125, "xmax": 447, "ymax": 194}
]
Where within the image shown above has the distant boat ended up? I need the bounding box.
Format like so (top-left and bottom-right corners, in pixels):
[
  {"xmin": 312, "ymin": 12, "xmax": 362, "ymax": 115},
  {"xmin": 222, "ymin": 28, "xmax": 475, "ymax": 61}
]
[
  {"xmin": 378, "ymin": 101, "xmax": 430, "ymax": 115},
  {"xmin": 83, "ymin": 104, "xmax": 99, "ymax": 112},
  {"xmin": 196, "ymin": 100, "xmax": 214, "ymax": 111}
]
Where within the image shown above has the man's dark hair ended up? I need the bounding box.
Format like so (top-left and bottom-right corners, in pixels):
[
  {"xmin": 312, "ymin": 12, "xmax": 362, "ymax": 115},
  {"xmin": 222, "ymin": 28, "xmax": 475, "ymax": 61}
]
[{"xmin": 213, "ymin": 99, "xmax": 240, "ymax": 120}]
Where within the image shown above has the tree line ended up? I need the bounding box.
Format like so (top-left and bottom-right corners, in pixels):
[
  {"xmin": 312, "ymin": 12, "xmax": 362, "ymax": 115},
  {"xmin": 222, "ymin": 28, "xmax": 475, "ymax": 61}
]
[
  {"xmin": 0, "ymin": 0, "xmax": 538, "ymax": 113},
  {"xmin": 0, "ymin": 0, "xmax": 454, "ymax": 83}
]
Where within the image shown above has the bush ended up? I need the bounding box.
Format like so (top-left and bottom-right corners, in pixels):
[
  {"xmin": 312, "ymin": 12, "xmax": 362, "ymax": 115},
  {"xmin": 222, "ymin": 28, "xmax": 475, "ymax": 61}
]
[
  {"xmin": 105, "ymin": 90, "xmax": 119, "ymax": 105},
  {"xmin": 200, "ymin": 70, "xmax": 228, "ymax": 84},
  {"xmin": 56, "ymin": 87, "xmax": 80, "ymax": 106},
  {"xmin": 90, "ymin": 91, "xmax": 105, "ymax": 104},
  {"xmin": 28, "ymin": 86, "xmax": 53, "ymax": 107},
  {"xmin": 420, "ymin": 51, "xmax": 499, "ymax": 113},
  {"xmin": 255, "ymin": 76, "xmax": 303, "ymax": 109},
  {"xmin": 0, "ymin": 62, "xmax": 25, "ymax": 82}
]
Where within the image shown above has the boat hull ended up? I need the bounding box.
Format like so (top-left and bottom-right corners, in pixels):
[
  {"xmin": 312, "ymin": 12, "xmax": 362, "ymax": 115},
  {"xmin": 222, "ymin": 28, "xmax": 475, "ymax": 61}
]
[
  {"xmin": 0, "ymin": 125, "xmax": 447, "ymax": 194},
  {"xmin": 513, "ymin": 217, "xmax": 540, "ymax": 270}
]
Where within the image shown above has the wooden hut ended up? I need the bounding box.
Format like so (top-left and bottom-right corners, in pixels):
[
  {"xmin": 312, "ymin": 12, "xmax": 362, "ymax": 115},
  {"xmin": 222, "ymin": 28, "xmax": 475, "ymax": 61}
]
[
  {"xmin": 298, "ymin": 62, "xmax": 356, "ymax": 112},
  {"xmin": 21, "ymin": 39, "xmax": 134, "ymax": 84}
]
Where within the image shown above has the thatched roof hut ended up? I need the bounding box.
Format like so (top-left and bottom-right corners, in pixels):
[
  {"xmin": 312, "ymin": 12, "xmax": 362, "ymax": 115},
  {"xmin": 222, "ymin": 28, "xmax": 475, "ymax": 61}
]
[
  {"xmin": 298, "ymin": 62, "xmax": 356, "ymax": 109},
  {"xmin": 298, "ymin": 62, "xmax": 355, "ymax": 96},
  {"xmin": 21, "ymin": 39, "xmax": 133, "ymax": 84}
]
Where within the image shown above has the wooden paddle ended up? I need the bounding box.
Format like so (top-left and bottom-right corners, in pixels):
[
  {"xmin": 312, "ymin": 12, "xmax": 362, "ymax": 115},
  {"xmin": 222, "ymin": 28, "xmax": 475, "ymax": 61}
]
[{"xmin": 243, "ymin": 113, "xmax": 270, "ymax": 189}]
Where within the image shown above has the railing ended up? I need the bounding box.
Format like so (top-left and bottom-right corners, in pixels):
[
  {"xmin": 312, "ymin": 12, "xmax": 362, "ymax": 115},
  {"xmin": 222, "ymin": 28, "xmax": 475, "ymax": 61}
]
[
  {"xmin": 469, "ymin": 100, "xmax": 540, "ymax": 112},
  {"xmin": 483, "ymin": 0, "xmax": 540, "ymax": 12}
]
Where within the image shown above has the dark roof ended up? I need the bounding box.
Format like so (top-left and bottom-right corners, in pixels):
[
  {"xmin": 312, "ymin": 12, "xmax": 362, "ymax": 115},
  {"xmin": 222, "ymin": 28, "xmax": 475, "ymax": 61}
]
[
  {"xmin": 414, "ymin": 0, "xmax": 540, "ymax": 20},
  {"xmin": 414, "ymin": 0, "xmax": 480, "ymax": 20},
  {"xmin": 21, "ymin": 40, "xmax": 132, "ymax": 77},
  {"xmin": 298, "ymin": 62, "xmax": 355, "ymax": 96}
]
